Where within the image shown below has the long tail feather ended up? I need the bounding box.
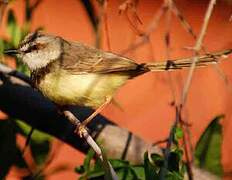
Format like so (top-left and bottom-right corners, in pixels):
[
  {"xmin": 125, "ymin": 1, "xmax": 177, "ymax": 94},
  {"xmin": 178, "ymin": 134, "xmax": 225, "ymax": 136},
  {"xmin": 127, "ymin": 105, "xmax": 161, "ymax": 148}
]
[{"xmin": 143, "ymin": 49, "xmax": 232, "ymax": 71}]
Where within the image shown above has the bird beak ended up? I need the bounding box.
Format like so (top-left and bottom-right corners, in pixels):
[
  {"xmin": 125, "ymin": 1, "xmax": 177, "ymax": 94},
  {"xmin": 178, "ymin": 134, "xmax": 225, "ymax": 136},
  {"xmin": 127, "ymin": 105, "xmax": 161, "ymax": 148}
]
[{"xmin": 4, "ymin": 49, "xmax": 19, "ymax": 55}]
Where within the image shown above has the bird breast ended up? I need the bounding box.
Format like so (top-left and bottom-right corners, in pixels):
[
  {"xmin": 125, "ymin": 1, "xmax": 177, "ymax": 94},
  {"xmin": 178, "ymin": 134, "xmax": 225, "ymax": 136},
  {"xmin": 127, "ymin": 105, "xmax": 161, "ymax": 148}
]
[{"xmin": 37, "ymin": 70, "xmax": 129, "ymax": 108}]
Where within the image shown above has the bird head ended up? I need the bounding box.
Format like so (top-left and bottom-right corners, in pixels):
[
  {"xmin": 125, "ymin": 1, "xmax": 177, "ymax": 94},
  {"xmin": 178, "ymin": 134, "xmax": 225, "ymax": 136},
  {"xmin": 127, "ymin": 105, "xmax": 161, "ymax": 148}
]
[{"xmin": 5, "ymin": 31, "xmax": 62, "ymax": 71}]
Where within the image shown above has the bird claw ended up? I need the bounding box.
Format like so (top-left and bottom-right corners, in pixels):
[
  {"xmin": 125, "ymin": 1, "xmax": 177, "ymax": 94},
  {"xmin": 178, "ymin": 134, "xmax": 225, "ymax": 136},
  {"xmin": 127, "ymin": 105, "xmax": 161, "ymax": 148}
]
[{"xmin": 75, "ymin": 124, "xmax": 87, "ymax": 138}]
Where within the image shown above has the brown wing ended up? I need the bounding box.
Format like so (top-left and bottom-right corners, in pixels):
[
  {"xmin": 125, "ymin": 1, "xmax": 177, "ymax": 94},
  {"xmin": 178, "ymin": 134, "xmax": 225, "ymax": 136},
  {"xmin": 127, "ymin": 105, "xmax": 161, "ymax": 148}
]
[{"xmin": 59, "ymin": 40, "xmax": 140, "ymax": 74}]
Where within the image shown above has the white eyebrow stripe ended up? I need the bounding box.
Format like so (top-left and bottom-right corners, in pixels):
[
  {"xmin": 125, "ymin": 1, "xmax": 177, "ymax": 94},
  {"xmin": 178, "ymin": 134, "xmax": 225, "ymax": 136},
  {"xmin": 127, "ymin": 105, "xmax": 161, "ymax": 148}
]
[{"xmin": 20, "ymin": 44, "xmax": 30, "ymax": 52}]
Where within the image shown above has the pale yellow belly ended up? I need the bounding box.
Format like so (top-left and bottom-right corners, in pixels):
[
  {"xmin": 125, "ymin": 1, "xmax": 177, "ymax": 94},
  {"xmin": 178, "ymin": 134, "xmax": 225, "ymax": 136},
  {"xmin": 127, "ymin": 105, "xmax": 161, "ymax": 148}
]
[{"xmin": 38, "ymin": 71, "xmax": 129, "ymax": 108}]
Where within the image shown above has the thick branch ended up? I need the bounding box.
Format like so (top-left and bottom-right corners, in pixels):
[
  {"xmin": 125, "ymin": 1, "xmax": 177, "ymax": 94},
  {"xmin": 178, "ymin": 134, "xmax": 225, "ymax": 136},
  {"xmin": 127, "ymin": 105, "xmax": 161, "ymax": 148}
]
[{"xmin": 0, "ymin": 64, "xmax": 219, "ymax": 180}]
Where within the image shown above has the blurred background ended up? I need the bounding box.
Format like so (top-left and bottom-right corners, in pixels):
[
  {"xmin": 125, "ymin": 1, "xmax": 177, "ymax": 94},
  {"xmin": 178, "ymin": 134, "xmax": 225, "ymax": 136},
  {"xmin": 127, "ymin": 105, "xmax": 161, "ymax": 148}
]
[{"xmin": 0, "ymin": 0, "xmax": 232, "ymax": 179}]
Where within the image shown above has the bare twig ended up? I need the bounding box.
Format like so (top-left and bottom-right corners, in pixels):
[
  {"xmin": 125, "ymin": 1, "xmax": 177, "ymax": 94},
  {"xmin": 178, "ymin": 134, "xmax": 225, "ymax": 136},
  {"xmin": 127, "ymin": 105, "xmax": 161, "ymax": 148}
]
[
  {"xmin": 63, "ymin": 110, "xmax": 102, "ymax": 158},
  {"xmin": 172, "ymin": 2, "xmax": 232, "ymax": 177},
  {"xmin": 103, "ymin": 0, "xmax": 111, "ymax": 50},
  {"xmin": 21, "ymin": 127, "xmax": 35, "ymax": 155},
  {"xmin": 164, "ymin": 0, "xmax": 178, "ymax": 105},
  {"xmin": 160, "ymin": 106, "xmax": 180, "ymax": 180},
  {"xmin": 120, "ymin": 1, "xmax": 167, "ymax": 54},
  {"xmin": 172, "ymin": 2, "xmax": 197, "ymax": 42},
  {"xmin": 161, "ymin": 1, "xmax": 217, "ymax": 180},
  {"xmin": 180, "ymin": 117, "xmax": 194, "ymax": 180},
  {"xmin": 119, "ymin": 0, "xmax": 143, "ymax": 36},
  {"xmin": 161, "ymin": 1, "xmax": 194, "ymax": 179},
  {"xmin": 173, "ymin": 0, "xmax": 231, "ymax": 91},
  {"xmin": 181, "ymin": 0, "xmax": 217, "ymax": 105},
  {"xmin": 63, "ymin": 110, "xmax": 118, "ymax": 180},
  {"xmin": 169, "ymin": 1, "xmax": 196, "ymax": 179},
  {"xmin": 180, "ymin": 1, "xmax": 217, "ymax": 179}
]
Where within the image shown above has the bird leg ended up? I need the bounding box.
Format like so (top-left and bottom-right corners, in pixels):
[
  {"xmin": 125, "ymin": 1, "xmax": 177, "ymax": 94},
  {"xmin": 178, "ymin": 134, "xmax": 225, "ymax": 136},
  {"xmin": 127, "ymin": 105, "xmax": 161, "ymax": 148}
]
[{"xmin": 75, "ymin": 96, "xmax": 112, "ymax": 137}]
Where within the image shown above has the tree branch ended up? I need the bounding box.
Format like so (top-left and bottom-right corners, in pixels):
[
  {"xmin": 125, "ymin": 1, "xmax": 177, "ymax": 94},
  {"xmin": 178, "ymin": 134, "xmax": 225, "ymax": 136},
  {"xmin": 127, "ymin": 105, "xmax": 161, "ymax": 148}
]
[{"xmin": 0, "ymin": 63, "xmax": 220, "ymax": 180}]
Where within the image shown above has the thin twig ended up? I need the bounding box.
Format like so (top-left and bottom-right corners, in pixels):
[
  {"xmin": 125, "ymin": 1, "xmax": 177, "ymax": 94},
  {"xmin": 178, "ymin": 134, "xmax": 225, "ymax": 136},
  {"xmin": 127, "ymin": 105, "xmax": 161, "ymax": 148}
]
[
  {"xmin": 161, "ymin": 1, "xmax": 217, "ymax": 180},
  {"xmin": 103, "ymin": 0, "xmax": 111, "ymax": 51},
  {"xmin": 173, "ymin": 1, "xmax": 231, "ymax": 89},
  {"xmin": 21, "ymin": 127, "xmax": 35, "ymax": 155},
  {"xmin": 63, "ymin": 110, "xmax": 102, "ymax": 158},
  {"xmin": 121, "ymin": 1, "xmax": 167, "ymax": 54},
  {"xmin": 161, "ymin": 1, "xmax": 194, "ymax": 179},
  {"xmin": 63, "ymin": 110, "xmax": 118, "ymax": 180},
  {"xmin": 119, "ymin": 0, "xmax": 143, "ymax": 36},
  {"xmin": 178, "ymin": 0, "xmax": 217, "ymax": 179},
  {"xmin": 170, "ymin": 1, "xmax": 196, "ymax": 178},
  {"xmin": 160, "ymin": 106, "xmax": 180, "ymax": 180},
  {"xmin": 181, "ymin": 0, "xmax": 217, "ymax": 105},
  {"xmin": 152, "ymin": 138, "xmax": 168, "ymax": 146},
  {"xmin": 172, "ymin": 1, "xmax": 232, "ymax": 176},
  {"xmin": 180, "ymin": 117, "xmax": 194, "ymax": 179},
  {"xmin": 164, "ymin": 0, "xmax": 177, "ymax": 105},
  {"xmin": 160, "ymin": 1, "xmax": 181, "ymax": 179}
]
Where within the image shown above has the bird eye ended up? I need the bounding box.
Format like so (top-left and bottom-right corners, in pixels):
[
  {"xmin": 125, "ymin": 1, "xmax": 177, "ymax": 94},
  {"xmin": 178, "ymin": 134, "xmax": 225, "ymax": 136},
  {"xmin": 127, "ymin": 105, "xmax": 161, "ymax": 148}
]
[
  {"xmin": 23, "ymin": 43, "xmax": 45, "ymax": 53},
  {"xmin": 25, "ymin": 45, "xmax": 38, "ymax": 53}
]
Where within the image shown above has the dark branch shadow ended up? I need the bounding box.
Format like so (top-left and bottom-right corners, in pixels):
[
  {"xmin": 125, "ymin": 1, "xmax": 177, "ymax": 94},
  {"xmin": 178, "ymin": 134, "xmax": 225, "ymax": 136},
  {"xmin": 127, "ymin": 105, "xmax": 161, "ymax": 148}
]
[{"xmin": 0, "ymin": 77, "xmax": 114, "ymax": 154}]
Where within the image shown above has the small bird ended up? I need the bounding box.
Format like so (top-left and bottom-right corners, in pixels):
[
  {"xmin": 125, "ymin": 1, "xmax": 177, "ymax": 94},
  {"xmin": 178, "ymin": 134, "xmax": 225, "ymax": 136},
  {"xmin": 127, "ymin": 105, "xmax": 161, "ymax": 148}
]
[{"xmin": 4, "ymin": 31, "xmax": 232, "ymax": 133}]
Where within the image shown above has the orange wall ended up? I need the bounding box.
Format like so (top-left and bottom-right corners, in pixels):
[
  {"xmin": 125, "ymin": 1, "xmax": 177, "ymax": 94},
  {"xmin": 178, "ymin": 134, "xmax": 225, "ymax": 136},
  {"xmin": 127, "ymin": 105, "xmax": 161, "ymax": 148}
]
[{"xmin": 4, "ymin": 0, "xmax": 232, "ymax": 179}]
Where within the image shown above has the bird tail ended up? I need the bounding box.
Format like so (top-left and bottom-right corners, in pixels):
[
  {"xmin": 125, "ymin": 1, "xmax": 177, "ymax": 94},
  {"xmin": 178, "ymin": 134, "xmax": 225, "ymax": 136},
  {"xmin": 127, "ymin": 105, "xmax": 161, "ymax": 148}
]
[{"xmin": 143, "ymin": 49, "xmax": 232, "ymax": 72}]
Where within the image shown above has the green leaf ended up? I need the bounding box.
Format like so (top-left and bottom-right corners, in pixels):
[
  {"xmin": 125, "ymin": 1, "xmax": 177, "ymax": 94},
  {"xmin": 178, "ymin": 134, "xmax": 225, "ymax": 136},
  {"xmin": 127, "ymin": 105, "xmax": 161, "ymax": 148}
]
[
  {"xmin": 93, "ymin": 158, "xmax": 103, "ymax": 172},
  {"xmin": 130, "ymin": 166, "xmax": 145, "ymax": 179},
  {"xmin": 7, "ymin": 10, "xmax": 22, "ymax": 47},
  {"xmin": 7, "ymin": 9, "xmax": 16, "ymax": 30},
  {"xmin": 168, "ymin": 151, "xmax": 180, "ymax": 172},
  {"xmin": 174, "ymin": 127, "xmax": 184, "ymax": 141},
  {"xmin": 16, "ymin": 120, "xmax": 52, "ymax": 142},
  {"xmin": 144, "ymin": 152, "xmax": 159, "ymax": 180},
  {"xmin": 165, "ymin": 171, "xmax": 183, "ymax": 180},
  {"xmin": 30, "ymin": 138, "xmax": 50, "ymax": 165},
  {"xmin": 150, "ymin": 153, "xmax": 164, "ymax": 168},
  {"xmin": 83, "ymin": 148, "xmax": 95, "ymax": 172},
  {"xmin": 194, "ymin": 115, "xmax": 224, "ymax": 176},
  {"xmin": 116, "ymin": 167, "xmax": 139, "ymax": 180},
  {"xmin": 16, "ymin": 63, "xmax": 30, "ymax": 74},
  {"xmin": 15, "ymin": 120, "xmax": 52, "ymax": 165},
  {"xmin": 76, "ymin": 149, "xmax": 102, "ymax": 179},
  {"xmin": 75, "ymin": 165, "xmax": 85, "ymax": 174},
  {"xmin": 101, "ymin": 151, "xmax": 117, "ymax": 180},
  {"xmin": 0, "ymin": 39, "xmax": 5, "ymax": 58},
  {"xmin": 12, "ymin": 25, "xmax": 22, "ymax": 47},
  {"xmin": 85, "ymin": 169, "xmax": 105, "ymax": 179},
  {"xmin": 109, "ymin": 159, "xmax": 129, "ymax": 169}
]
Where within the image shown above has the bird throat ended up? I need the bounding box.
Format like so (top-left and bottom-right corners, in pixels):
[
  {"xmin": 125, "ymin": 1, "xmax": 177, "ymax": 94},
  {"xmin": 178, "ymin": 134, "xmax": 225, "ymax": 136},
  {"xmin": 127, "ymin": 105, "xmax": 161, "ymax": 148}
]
[{"xmin": 31, "ymin": 61, "xmax": 53, "ymax": 88}]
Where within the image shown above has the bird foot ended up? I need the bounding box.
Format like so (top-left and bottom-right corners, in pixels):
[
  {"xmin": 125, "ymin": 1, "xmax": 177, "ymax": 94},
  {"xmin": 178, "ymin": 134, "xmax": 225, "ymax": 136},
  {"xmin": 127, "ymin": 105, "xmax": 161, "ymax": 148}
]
[{"xmin": 74, "ymin": 124, "xmax": 88, "ymax": 138}]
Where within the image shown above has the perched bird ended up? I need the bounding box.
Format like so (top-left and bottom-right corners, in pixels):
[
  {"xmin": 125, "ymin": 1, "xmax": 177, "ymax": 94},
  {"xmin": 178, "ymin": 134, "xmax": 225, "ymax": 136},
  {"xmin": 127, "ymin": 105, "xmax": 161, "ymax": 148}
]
[{"xmin": 4, "ymin": 31, "xmax": 232, "ymax": 133}]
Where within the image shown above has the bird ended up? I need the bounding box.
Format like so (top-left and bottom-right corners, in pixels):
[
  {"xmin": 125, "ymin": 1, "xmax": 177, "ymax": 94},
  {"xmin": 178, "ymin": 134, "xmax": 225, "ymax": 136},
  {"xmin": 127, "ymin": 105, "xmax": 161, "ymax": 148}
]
[{"xmin": 4, "ymin": 31, "xmax": 232, "ymax": 134}]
